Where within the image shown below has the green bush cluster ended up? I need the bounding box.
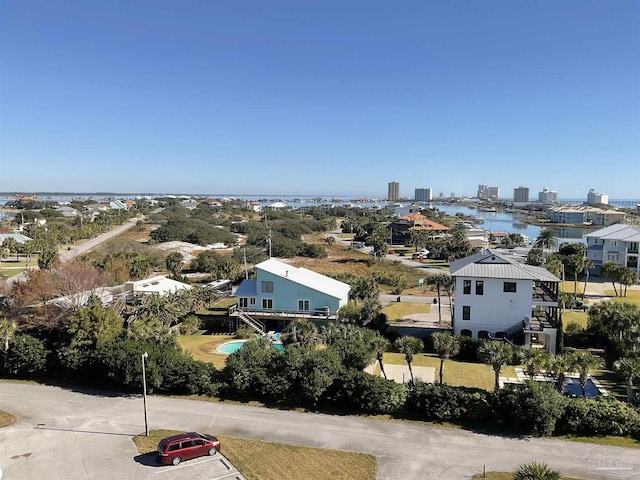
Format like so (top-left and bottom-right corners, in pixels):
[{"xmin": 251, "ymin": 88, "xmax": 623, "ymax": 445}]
[{"xmin": 406, "ymin": 379, "xmax": 640, "ymax": 439}]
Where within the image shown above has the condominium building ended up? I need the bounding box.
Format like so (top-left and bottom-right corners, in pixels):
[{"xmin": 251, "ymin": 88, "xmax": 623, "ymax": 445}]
[
  {"xmin": 538, "ymin": 188, "xmax": 558, "ymax": 204},
  {"xmin": 478, "ymin": 185, "xmax": 500, "ymax": 199},
  {"xmin": 513, "ymin": 186, "xmax": 529, "ymax": 203},
  {"xmin": 414, "ymin": 188, "xmax": 432, "ymax": 202},
  {"xmin": 585, "ymin": 224, "xmax": 640, "ymax": 276},
  {"xmin": 587, "ymin": 189, "xmax": 609, "ymax": 205},
  {"xmin": 388, "ymin": 181, "xmax": 400, "ymax": 201}
]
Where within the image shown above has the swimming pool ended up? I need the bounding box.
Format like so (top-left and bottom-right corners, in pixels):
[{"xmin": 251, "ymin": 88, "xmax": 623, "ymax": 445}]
[
  {"xmin": 217, "ymin": 340, "xmax": 286, "ymax": 354},
  {"xmin": 563, "ymin": 377, "xmax": 601, "ymax": 398}
]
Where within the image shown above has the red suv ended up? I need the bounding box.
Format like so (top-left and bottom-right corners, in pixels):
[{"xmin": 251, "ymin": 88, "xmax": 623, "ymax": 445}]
[{"xmin": 157, "ymin": 432, "xmax": 220, "ymax": 466}]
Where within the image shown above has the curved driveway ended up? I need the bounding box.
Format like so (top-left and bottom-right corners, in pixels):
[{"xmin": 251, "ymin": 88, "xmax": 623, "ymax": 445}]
[{"xmin": 1, "ymin": 383, "xmax": 638, "ymax": 479}]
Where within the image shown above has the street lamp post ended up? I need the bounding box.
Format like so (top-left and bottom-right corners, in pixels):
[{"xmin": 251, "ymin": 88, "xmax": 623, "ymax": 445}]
[{"xmin": 141, "ymin": 352, "xmax": 149, "ymax": 436}]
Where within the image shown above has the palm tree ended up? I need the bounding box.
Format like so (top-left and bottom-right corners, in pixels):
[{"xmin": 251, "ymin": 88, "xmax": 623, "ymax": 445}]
[
  {"xmin": 478, "ymin": 340, "xmax": 513, "ymax": 391},
  {"xmin": 619, "ymin": 267, "xmax": 639, "ymax": 297},
  {"xmin": 601, "ymin": 262, "xmax": 622, "ymax": 297},
  {"xmin": 371, "ymin": 334, "xmax": 390, "ymax": 380},
  {"xmin": 282, "ymin": 318, "xmax": 318, "ymax": 348},
  {"xmin": 431, "ymin": 332, "xmax": 460, "ymax": 385},
  {"xmin": 518, "ymin": 347, "xmax": 549, "ymax": 379},
  {"xmin": 426, "ymin": 273, "xmax": 452, "ymax": 324},
  {"xmin": 165, "ymin": 252, "xmax": 184, "ymax": 277},
  {"xmin": 570, "ymin": 351, "xmax": 603, "ymax": 399},
  {"xmin": 514, "ymin": 461, "xmax": 561, "ymax": 480},
  {"xmin": 548, "ymin": 353, "xmax": 574, "ymax": 393},
  {"xmin": 534, "ymin": 228, "xmax": 558, "ymax": 255},
  {"xmin": 580, "ymin": 256, "xmax": 594, "ymax": 300},
  {"xmin": 0, "ymin": 317, "xmax": 17, "ymax": 368},
  {"xmin": 614, "ymin": 356, "xmax": 640, "ymax": 403},
  {"xmin": 394, "ymin": 336, "xmax": 424, "ymax": 382}
]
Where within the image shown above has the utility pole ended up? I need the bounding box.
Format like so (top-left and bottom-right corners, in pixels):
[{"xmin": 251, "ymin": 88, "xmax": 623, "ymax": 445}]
[
  {"xmin": 268, "ymin": 229, "xmax": 272, "ymax": 258},
  {"xmin": 243, "ymin": 248, "xmax": 248, "ymax": 279}
]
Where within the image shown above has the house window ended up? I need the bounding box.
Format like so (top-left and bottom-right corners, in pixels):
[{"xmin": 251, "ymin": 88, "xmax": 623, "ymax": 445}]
[
  {"xmin": 250, "ymin": 298, "xmax": 256, "ymax": 306},
  {"xmin": 503, "ymin": 282, "xmax": 517, "ymax": 293},
  {"xmin": 460, "ymin": 329, "xmax": 472, "ymax": 337},
  {"xmin": 475, "ymin": 281, "xmax": 484, "ymax": 295},
  {"xmin": 463, "ymin": 280, "xmax": 471, "ymax": 294},
  {"xmin": 262, "ymin": 298, "xmax": 273, "ymax": 309},
  {"xmin": 629, "ymin": 242, "xmax": 639, "ymax": 253},
  {"xmin": 611, "ymin": 241, "xmax": 617, "ymax": 247},
  {"xmin": 239, "ymin": 298, "xmax": 248, "ymax": 308},
  {"xmin": 607, "ymin": 254, "xmax": 619, "ymax": 262},
  {"xmin": 462, "ymin": 306, "xmax": 471, "ymax": 320},
  {"xmin": 261, "ymin": 281, "xmax": 274, "ymax": 293},
  {"xmin": 478, "ymin": 330, "xmax": 490, "ymax": 339},
  {"xmin": 298, "ymin": 300, "xmax": 310, "ymax": 311}
]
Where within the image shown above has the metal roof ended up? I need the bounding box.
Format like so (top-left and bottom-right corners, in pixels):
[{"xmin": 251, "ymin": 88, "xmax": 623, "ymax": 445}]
[
  {"xmin": 256, "ymin": 258, "xmax": 351, "ymax": 299},
  {"xmin": 584, "ymin": 224, "xmax": 640, "ymax": 242},
  {"xmin": 235, "ymin": 279, "xmax": 257, "ymax": 296},
  {"xmin": 450, "ymin": 249, "xmax": 560, "ymax": 282}
]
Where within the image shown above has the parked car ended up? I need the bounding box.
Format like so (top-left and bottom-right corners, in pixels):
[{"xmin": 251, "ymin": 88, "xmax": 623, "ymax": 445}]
[
  {"xmin": 157, "ymin": 432, "xmax": 220, "ymax": 466},
  {"xmin": 411, "ymin": 249, "xmax": 430, "ymax": 260}
]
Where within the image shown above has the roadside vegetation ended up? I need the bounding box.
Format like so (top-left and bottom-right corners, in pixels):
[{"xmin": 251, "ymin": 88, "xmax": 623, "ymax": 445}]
[
  {"xmin": 133, "ymin": 429, "xmax": 377, "ymax": 480},
  {"xmin": 0, "ymin": 409, "xmax": 16, "ymax": 427}
]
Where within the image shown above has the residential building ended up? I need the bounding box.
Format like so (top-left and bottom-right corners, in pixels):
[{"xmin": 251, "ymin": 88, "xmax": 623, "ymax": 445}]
[
  {"xmin": 584, "ymin": 224, "xmax": 640, "ymax": 276},
  {"xmin": 513, "ymin": 186, "xmax": 529, "ymax": 203},
  {"xmin": 587, "ymin": 189, "xmax": 609, "ymax": 205},
  {"xmin": 547, "ymin": 205, "xmax": 625, "ymax": 226},
  {"xmin": 109, "ymin": 200, "xmax": 127, "ymax": 210},
  {"xmin": 538, "ymin": 188, "xmax": 558, "ymax": 204},
  {"xmin": 477, "ymin": 185, "xmax": 500, "ymax": 200},
  {"xmin": 0, "ymin": 233, "xmax": 32, "ymax": 244},
  {"xmin": 388, "ymin": 181, "xmax": 400, "ymax": 202},
  {"xmin": 414, "ymin": 188, "xmax": 432, "ymax": 202},
  {"xmin": 387, "ymin": 213, "xmax": 449, "ymax": 245},
  {"xmin": 232, "ymin": 258, "xmax": 351, "ymax": 333},
  {"xmin": 451, "ymin": 249, "xmax": 560, "ymax": 353}
]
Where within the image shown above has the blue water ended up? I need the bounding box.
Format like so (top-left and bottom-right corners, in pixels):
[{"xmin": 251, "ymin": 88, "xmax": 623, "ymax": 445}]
[
  {"xmin": 218, "ymin": 340, "xmax": 286, "ymax": 354},
  {"xmin": 563, "ymin": 378, "xmax": 601, "ymax": 398}
]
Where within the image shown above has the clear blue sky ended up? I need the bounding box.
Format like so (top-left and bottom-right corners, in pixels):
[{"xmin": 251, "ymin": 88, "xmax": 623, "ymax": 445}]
[{"xmin": 1, "ymin": 1, "xmax": 639, "ymax": 199}]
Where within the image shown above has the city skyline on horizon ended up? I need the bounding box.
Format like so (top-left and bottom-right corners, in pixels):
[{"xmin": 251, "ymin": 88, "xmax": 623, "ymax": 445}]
[{"xmin": 1, "ymin": 1, "xmax": 638, "ymax": 198}]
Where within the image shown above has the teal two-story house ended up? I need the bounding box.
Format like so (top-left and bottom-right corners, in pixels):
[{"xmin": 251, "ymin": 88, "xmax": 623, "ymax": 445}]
[{"xmin": 232, "ymin": 258, "xmax": 351, "ymax": 332}]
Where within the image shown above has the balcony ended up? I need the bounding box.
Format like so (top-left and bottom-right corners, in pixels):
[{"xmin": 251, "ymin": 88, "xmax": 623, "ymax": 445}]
[
  {"xmin": 532, "ymin": 282, "xmax": 558, "ymax": 304},
  {"xmin": 525, "ymin": 309, "xmax": 558, "ymax": 331},
  {"xmin": 229, "ymin": 304, "xmax": 337, "ymax": 321}
]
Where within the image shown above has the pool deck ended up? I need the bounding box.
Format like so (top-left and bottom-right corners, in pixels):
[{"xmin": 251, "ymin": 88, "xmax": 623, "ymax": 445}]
[{"xmin": 500, "ymin": 368, "xmax": 608, "ymax": 396}]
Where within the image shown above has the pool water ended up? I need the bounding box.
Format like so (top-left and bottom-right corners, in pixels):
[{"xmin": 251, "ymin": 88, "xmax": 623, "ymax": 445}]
[
  {"xmin": 563, "ymin": 377, "xmax": 601, "ymax": 398},
  {"xmin": 218, "ymin": 340, "xmax": 286, "ymax": 354}
]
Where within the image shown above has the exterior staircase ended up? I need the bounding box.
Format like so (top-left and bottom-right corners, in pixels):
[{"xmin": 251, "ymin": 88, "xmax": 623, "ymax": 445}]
[{"xmin": 237, "ymin": 309, "xmax": 266, "ymax": 335}]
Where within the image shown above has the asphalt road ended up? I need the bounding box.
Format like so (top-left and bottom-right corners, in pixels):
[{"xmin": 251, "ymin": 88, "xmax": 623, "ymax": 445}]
[{"xmin": 1, "ymin": 383, "xmax": 638, "ymax": 480}]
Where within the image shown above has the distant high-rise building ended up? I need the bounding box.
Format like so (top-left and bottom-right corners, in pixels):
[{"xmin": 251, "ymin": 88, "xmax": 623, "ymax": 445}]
[
  {"xmin": 477, "ymin": 184, "xmax": 500, "ymax": 199},
  {"xmin": 414, "ymin": 188, "xmax": 432, "ymax": 202},
  {"xmin": 587, "ymin": 188, "xmax": 608, "ymax": 205},
  {"xmin": 538, "ymin": 188, "xmax": 558, "ymax": 204},
  {"xmin": 513, "ymin": 186, "xmax": 529, "ymax": 203},
  {"xmin": 450, "ymin": 192, "xmax": 455, "ymax": 198},
  {"xmin": 439, "ymin": 192, "xmax": 444, "ymax": 198},
  {"xmin": 388, "ymin": 181, "xmax": 400, "ymax": 201}
]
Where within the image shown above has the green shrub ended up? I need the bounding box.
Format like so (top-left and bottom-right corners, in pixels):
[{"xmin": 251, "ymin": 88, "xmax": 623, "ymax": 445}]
[
  {"xmin": 405, "ymin": 381, "xmax": 491, "ymax": 423},
  {"xmin": 514, "ymin": 461, "xmax": 561, "ymax": 480},
  {"xmin": 234, "ymin": 327, "xmax": 255, "ymax": 339},
  {"xmin": 455, "ymin": 336, "xmax": 481, "ymax": 362},
  {"xmin": 179, "ymin": 314, "xmax": 200, "ymax": 335},
  {"xmin": 4, "ymin": 334, "xmax": 49, "ymax": 378},
  {"xmin": 492, "ymin": 381, "xmax": 565, "ymax": 436},
  {"xmin": 558, "ymin": 397, "xmax": 640, "ymax": 438},
  {"xmin": 328, "ymin": 370, "xmax": 406, "ymax": 414}
]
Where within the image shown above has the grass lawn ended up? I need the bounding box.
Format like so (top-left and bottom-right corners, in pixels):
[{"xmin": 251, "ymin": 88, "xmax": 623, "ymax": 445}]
[
  {"xmin": 382, "ymin": 302, "xmax": 430, "ymax": 320},
  {"xmin": 562, "ymin": 311, "xmax": 588, "ymax": 331},
  {"xmin": 383, "ymin": 353, "xmax": 518, "ymax": 391},
  {"xmin": 290, "ymin": 236, "xmax": 443, "ymax": 293},
  {"xmin": 0, "ymin": 409, "xmax": 16, "ymax": 427},
  {"xmin": 133, "ymin": 429, "xmax": 377, "ymax": 480},
  {"xmin": 178, "ymin": 331, "xmax": 235, "ymax": 369},
  {"xmin": 604, "ymin": 290, "xmax": 640, "ymax": 306}
]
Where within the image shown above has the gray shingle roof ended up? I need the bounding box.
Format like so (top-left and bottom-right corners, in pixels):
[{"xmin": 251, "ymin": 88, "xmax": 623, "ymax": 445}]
[{"xmin": 450, "ymin": 249, "xmax": 560, "ymax": 282}]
